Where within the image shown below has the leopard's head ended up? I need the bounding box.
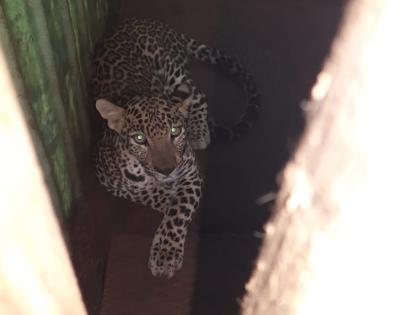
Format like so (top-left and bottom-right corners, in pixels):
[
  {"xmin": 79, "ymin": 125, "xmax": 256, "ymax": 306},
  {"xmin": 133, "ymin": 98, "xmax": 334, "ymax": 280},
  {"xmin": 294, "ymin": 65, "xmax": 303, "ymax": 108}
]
[{"xmin": 96, "ymin": 84, "xmax": 193, "ymax": 178}]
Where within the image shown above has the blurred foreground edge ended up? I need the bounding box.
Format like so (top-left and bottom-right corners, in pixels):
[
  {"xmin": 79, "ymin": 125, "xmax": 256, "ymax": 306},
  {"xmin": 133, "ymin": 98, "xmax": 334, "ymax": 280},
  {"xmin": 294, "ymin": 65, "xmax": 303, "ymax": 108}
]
[
  {"xmin": 0, "ymin": 27, "xmax": 87, "ymax": 315},
  {"xmin": 242, "ymin": 0, "xmax": 420, "ymax": 314}
]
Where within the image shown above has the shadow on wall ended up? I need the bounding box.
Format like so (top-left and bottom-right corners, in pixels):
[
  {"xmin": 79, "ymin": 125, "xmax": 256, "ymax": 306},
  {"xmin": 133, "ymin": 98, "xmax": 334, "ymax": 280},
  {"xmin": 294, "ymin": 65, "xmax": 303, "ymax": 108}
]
[{"xmin": 188, "ymin": 2, "xmax": 347, "ymax": 315}]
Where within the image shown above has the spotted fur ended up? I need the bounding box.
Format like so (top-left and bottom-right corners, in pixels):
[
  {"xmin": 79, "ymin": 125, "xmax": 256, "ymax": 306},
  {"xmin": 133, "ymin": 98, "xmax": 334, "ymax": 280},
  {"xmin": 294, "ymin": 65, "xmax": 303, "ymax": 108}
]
[{"xmin": 93, "ymin": 18, "xmax": 258, "ymax": 278}]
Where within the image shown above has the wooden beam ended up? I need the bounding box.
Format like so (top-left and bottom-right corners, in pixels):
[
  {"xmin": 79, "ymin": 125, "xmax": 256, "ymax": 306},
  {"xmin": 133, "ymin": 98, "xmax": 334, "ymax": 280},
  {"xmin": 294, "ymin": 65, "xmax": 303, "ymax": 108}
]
[
  {"xmin": 242, "ymin": 0, "xmax": 420, "ymax": 314},
  {"xmin": 0, "ymin": 42, "xmax": 86, "ymax": 315}
]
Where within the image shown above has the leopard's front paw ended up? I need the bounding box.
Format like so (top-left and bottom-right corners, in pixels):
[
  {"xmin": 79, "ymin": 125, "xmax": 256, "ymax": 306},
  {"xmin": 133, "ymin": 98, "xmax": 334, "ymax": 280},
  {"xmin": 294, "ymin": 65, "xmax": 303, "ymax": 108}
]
[{"xmin": 148, "ymin": 233, "xmax": 184, "ymax": 278}]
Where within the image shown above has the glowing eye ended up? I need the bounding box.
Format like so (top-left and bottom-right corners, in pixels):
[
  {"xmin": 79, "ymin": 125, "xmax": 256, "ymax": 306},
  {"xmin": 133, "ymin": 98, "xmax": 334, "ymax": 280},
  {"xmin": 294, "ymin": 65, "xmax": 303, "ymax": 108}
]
[
  {"xmin": 170, "ymin": 126, "xmax": 181, "ymax": 136},
  {"xmin": 133, "ymin": 132, "xmax": 146, "ymax": 144}
]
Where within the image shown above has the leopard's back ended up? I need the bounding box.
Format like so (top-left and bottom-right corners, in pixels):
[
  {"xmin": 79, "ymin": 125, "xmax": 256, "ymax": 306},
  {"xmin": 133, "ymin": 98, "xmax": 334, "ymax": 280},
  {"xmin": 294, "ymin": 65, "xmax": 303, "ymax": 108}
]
[{"xmin": 92, "ymin": 19, "xmax": 190, "ymax": 106}]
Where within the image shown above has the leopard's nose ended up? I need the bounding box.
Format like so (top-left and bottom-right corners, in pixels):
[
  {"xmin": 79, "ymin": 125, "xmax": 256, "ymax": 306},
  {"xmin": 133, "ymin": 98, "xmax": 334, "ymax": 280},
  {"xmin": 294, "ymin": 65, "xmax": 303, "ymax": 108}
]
[{"xmin": 156, "ymin": 167, "xmax": 174, "ymax": 176}]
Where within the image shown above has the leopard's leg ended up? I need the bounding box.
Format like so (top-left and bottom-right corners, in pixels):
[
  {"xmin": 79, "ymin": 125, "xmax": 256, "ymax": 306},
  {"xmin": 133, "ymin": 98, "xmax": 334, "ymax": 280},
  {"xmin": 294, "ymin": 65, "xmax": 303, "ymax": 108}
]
[
  {"xmin": 182, "ymin": 80, "xmax": 210, "ymax": 150},
  {"xmin": 148, "ymin": 169, "xmax": 202, "ymax": 278}
]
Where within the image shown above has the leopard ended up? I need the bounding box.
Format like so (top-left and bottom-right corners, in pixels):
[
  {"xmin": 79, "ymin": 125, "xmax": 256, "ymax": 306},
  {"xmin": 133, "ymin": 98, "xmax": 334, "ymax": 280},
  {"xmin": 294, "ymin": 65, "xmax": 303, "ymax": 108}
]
[{"xmin": 92, "ymin": 18, "xmax": 259, "ymax": 278}]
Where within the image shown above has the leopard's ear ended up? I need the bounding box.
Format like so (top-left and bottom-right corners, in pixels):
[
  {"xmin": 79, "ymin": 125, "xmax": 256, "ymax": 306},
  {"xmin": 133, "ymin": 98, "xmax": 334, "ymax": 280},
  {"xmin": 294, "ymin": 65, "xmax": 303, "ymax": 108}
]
[
  {"xmin": 174, "ymin": 82, "xmax": 193, "ymax": 116},
  {"xmin": 96, "ymin": 99, "xmax": 125, "ymax": 133}
]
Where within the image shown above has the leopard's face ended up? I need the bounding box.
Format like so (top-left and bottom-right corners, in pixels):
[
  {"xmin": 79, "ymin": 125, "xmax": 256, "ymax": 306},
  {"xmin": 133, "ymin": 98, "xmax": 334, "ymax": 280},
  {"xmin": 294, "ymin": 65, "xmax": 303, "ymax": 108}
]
[{"xmin": 119, "ymin": 96, "xmax": 191, "ymax": 178}]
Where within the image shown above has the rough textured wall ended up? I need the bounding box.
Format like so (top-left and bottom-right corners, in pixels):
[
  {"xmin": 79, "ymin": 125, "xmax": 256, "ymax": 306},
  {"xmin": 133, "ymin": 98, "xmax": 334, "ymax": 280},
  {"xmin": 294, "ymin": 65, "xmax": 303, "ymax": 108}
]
[{"xmin": 0, "ymin": 0, "xmax": 108, "ymax": 217}]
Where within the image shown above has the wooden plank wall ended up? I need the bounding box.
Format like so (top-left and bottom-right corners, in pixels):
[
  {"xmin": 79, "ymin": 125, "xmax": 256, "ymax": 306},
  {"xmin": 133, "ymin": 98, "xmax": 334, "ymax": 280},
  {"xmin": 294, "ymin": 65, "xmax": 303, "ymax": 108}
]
[{"xmin": 0, "ymin": 0, "xmax": 108, "ymax": 217}]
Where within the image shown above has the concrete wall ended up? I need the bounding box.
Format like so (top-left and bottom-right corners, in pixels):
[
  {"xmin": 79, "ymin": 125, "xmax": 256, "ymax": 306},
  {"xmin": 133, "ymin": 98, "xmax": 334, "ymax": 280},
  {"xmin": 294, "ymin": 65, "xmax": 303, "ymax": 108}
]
[{"xmin": 0, "ymin": 0, "xmax": 108, "ymax": 217}]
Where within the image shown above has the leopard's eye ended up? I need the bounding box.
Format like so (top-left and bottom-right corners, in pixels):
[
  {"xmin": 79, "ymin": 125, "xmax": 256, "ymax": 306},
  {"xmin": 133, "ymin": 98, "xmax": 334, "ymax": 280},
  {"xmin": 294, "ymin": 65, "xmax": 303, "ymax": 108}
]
[
  {"xmin": 132, "ymin": 132, "xmax": 146, "ymax": 144},
  {"xmin": 170, "ymin": 126, "xmax": 182, "ymax": 137}
]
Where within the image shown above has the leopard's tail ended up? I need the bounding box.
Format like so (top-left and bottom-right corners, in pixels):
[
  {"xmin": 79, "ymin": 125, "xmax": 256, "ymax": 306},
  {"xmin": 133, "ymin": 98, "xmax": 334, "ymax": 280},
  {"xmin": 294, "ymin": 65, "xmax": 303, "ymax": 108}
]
[{"xmin": 187, "ymin": 39, "xmax": 260, "ymax": 142}]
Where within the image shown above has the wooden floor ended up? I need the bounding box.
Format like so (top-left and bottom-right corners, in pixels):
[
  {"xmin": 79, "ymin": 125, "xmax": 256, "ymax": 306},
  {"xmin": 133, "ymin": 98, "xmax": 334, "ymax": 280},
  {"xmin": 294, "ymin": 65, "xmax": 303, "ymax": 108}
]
[
  {"xmin": 70, "ymin": 1, "xmax": 346, "ymax": 314},
  {"xmin": 100, "ymin": 235, "xmax": 198, "ymax": 315}
]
